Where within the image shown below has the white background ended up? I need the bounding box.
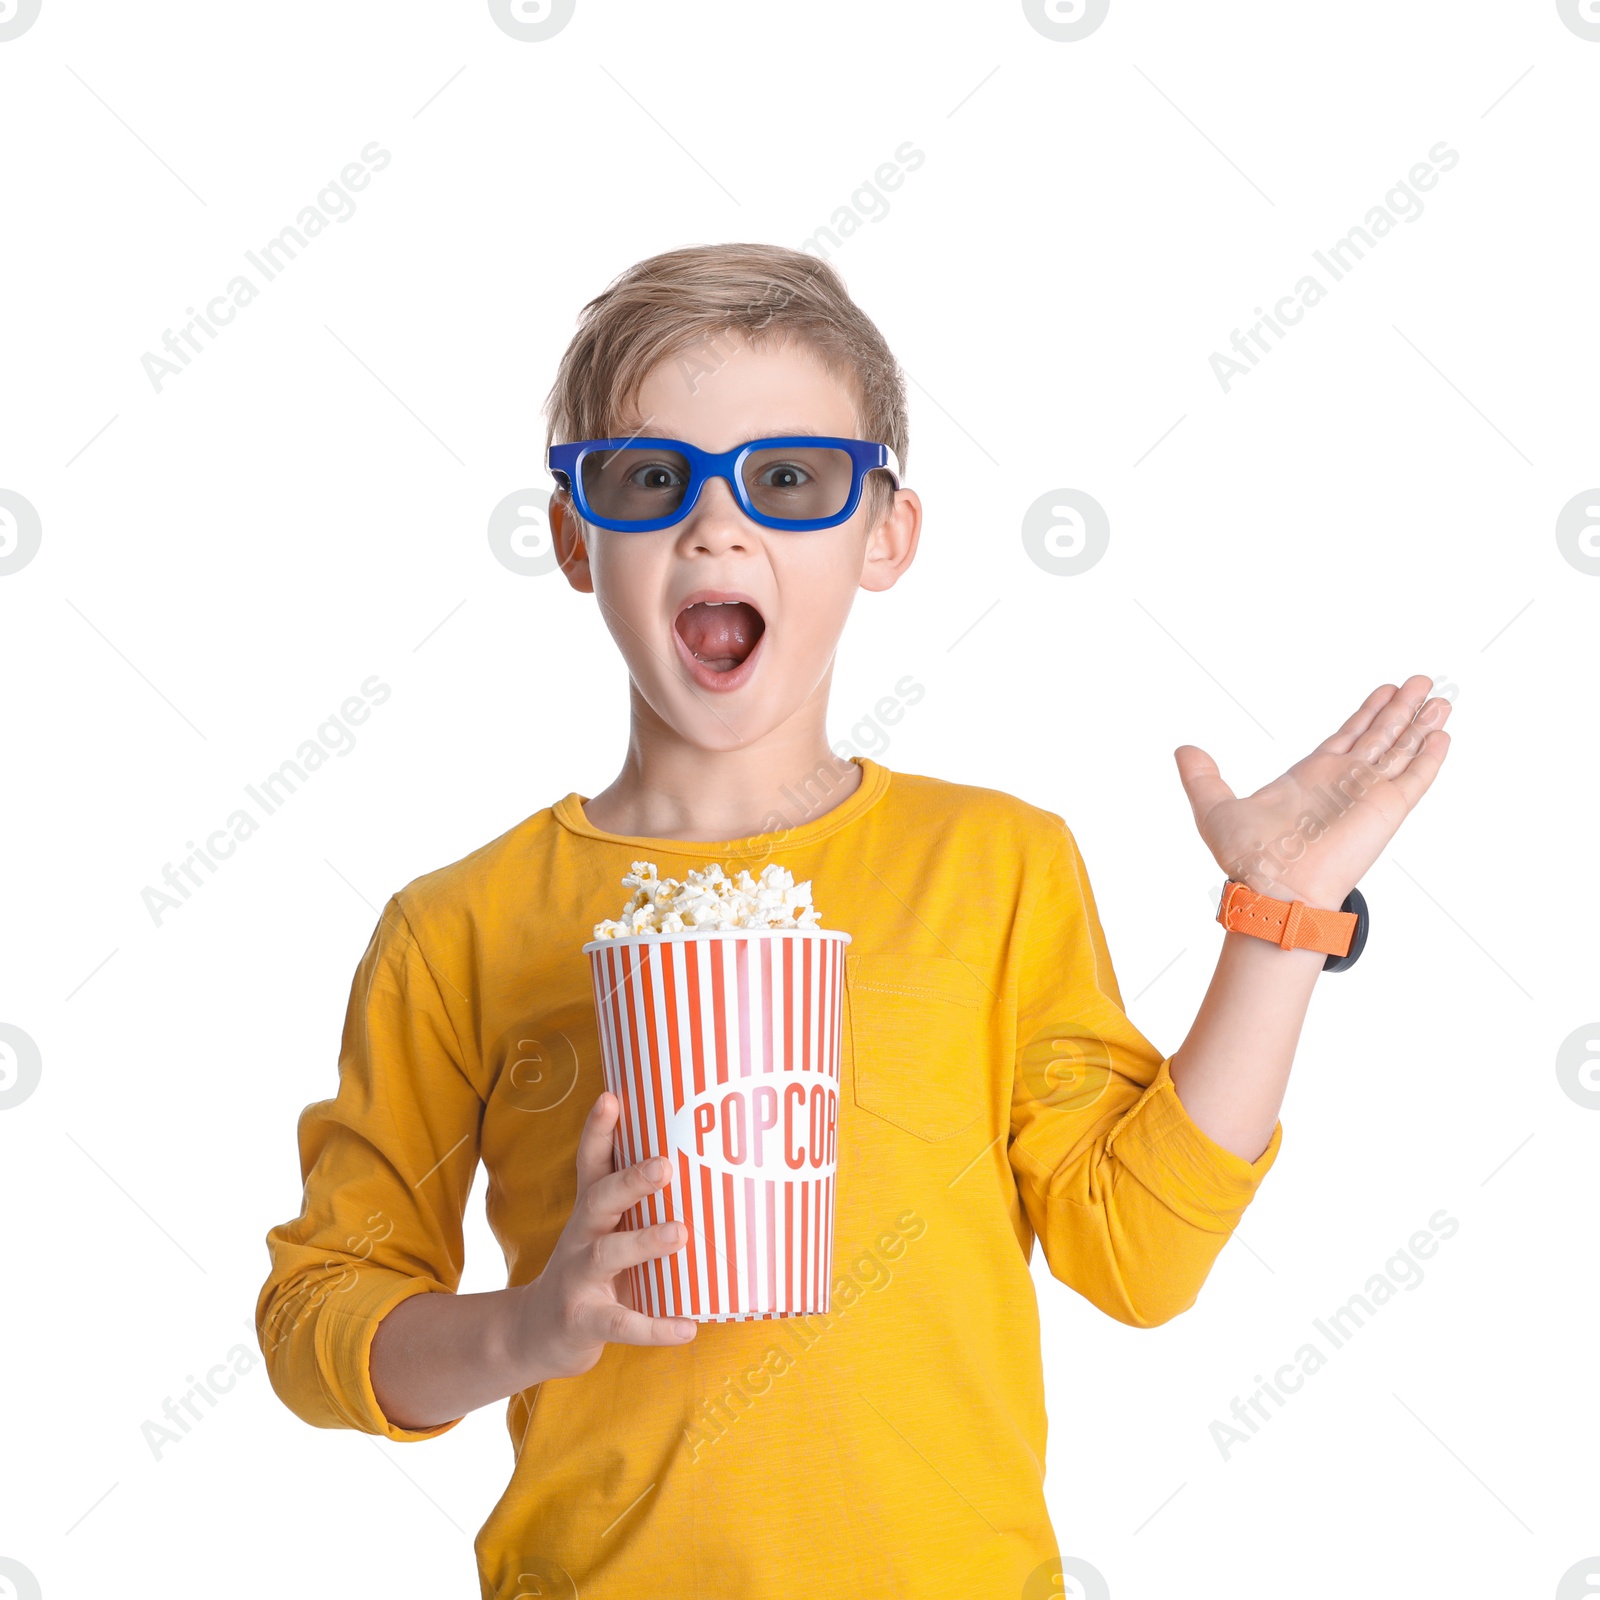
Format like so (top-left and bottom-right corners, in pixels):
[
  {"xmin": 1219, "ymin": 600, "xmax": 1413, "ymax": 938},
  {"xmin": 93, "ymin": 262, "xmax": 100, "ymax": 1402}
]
[{"xmin": 2, "ymin": 2, "xmax": 1596, "ymax": 1597}]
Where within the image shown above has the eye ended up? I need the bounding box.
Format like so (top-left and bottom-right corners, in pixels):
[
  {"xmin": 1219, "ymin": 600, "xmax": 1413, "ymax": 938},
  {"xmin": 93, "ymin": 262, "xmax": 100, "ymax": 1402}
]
[
  {"xmin": 754, "ymin": 461, "xmax": 811, "ymax": 491},
  {"xmin": 628, "ymin": 460, "xmax": 687, "ymax": 491}
]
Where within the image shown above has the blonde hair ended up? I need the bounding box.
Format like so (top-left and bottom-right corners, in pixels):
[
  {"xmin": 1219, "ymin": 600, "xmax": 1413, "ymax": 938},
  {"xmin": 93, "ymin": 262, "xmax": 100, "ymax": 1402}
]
[{"xmin": 543, "ymin": 242, "xmax": 908, "ymax": 525}]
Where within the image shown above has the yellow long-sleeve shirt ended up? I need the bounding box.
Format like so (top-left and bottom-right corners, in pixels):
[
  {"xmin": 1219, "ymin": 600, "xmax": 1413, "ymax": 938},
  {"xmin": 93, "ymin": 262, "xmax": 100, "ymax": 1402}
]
[{"xmin": 256, "ymin": 757, "xmax": 1282, "ymax": 1599}]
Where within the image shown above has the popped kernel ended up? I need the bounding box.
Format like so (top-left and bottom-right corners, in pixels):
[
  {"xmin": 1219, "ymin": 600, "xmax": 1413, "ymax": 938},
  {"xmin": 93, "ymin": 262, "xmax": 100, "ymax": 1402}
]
[{"xmin": 592, "ymin": 861, "xmax": 823, "ymax": 938}]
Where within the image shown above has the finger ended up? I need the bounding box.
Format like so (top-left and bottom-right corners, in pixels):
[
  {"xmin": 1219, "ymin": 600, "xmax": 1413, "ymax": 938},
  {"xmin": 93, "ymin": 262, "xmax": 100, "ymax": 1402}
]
[
  {"xmin": 573, "ymin": 1091, "xmax": 622, "ymax": 1198},
  {"xmin": 1388, "ymin": 728, "xmax": 1450, "ymax": 810},
  {"xmin": 590, "ymin": 1218, "xmax": 688, "ymax": 1279},
  {"xmin": 1372, "ymin": 696, "xmax": 1451, "ymax": 779},
  {"xmin": 1353, "ymin": 674, "xmax": 1437, "ymax": 767},
  {"xmin": 1317, "ymin": 683, "xmax": 1399, "ymax": 756},
  {"xmin": 1173, "ymin": 745, "xmax": 1236, "ymax": 825},
  {"xmin": 579, "ymin": 1152, "xmax": 673, "ymax": 1237},
  {"xmin": 577, "ymin": 1299, "xmax": 698, "ymax": 1348}
]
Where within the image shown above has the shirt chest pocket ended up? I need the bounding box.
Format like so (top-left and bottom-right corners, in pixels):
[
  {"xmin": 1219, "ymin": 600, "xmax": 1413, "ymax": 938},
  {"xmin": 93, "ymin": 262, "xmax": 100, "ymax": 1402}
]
[{"xmin": 847, "ymin": 952, "xmax": 990, "ymax": 1142}]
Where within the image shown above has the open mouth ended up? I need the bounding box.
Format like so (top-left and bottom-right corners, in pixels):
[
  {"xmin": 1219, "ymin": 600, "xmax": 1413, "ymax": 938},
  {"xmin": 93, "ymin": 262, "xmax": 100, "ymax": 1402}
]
[{"xmin": 673, "ymin": 594, "xmax": 767, "ymax": 682}]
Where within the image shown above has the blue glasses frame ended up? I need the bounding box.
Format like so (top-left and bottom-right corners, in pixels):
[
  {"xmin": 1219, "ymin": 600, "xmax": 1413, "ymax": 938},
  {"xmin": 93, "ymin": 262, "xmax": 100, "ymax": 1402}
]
[{"xmin": 545, "ymin": 435, "xmax": 902, "ymax": 532}]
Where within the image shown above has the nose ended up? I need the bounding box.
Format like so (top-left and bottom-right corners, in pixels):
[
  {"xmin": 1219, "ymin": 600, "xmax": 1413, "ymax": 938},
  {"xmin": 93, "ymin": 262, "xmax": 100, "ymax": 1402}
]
[{"xmin": 676, "ymin": 473, "xmax": 753, "ymax": 555}]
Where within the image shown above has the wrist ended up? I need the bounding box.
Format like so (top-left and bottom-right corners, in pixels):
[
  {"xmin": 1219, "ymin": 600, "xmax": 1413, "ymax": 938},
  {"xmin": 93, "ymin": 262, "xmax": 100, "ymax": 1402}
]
[
  {"xmin": 1220, "ymin": 919, "xmax": 1329, "ymax": 969},
  {"xmin": 1228, "ymin": 874, "xmax": 1350, "ymax": 913},
  {"xmin": 493, "ymin": 1279, "xmax": 557, "ymax": 1391},
  {"xmin": 1217, "ymin": 877, "xmax": 1367, "ymax": 969}
]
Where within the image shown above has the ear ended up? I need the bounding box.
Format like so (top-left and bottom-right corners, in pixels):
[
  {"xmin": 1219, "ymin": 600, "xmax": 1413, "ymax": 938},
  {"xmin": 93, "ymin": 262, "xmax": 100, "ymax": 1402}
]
[
  {"xmin": 549, "ymin": 487, "xmax": 594, "ymax": 593},
  {"xmin": 858, "ymin": 485, "xmax": 922, "ymax": 594}
]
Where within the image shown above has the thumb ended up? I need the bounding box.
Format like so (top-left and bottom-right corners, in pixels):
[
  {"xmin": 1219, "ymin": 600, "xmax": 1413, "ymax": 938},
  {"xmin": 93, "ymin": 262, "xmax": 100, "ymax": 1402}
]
[{"xmin": 1173, "ymin": 744, "xmax": 1235, "ymax": 826}]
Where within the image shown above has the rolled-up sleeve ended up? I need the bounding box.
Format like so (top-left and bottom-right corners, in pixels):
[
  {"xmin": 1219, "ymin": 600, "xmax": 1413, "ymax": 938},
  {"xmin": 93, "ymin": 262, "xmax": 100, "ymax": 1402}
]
[
  {"xmin": 1006, "ymin": 821, "xmax": 1281, "ymax": 1328},
  {"xmin": 255, "ymin": 895, "xmax": 483, "ymax": 1439}
]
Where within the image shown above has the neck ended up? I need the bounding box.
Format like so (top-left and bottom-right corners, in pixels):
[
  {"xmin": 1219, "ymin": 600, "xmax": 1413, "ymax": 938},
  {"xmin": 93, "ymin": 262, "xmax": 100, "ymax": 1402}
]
[{"xmin": 581, "ymin": 688, "xmax": 862, "ymax": 842}]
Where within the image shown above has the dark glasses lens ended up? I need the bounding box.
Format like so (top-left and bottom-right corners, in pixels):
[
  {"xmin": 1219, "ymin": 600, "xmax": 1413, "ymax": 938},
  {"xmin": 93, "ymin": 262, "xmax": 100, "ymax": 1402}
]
[
  {"xmin": 741, "ymin": 446, "xmax": 855, "ymax": 521},
  {"xmin": 581, "ymin": 447, "xmax": 692, "ymax": 521}
]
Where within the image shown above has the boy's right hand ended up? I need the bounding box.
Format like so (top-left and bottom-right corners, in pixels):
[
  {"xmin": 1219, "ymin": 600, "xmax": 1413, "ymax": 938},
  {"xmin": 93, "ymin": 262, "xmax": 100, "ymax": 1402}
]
[{"xmin": 515, "ymin": 1090, "xmax": 697, "ymax": 1378}]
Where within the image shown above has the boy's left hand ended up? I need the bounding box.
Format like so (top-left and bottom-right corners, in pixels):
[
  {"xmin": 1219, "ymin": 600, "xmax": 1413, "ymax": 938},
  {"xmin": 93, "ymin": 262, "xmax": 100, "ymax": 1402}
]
[{"xmin": 1173, "ymin": 674, "xmax": 1452, "ymax": 909}]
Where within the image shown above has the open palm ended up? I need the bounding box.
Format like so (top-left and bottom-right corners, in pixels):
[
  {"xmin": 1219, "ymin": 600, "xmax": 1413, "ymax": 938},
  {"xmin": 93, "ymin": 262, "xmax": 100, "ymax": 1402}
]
[{"xmin": 1174, "ymin": 674, "xmax": 1452, "ymax": 909}]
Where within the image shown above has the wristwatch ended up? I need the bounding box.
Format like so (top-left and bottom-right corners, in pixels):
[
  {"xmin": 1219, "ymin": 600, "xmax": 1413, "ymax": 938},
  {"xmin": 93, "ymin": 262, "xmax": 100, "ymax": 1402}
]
[{"xmin": 1216, "ymin": 879, "xmax": 1369, "ymax": 971}]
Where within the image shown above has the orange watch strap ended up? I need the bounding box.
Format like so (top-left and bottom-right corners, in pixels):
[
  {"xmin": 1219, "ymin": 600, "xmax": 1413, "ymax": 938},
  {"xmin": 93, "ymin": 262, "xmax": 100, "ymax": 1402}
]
[{"xmin": 1217, "ymin": 879, "xmax": 1357, "ymax": 957}]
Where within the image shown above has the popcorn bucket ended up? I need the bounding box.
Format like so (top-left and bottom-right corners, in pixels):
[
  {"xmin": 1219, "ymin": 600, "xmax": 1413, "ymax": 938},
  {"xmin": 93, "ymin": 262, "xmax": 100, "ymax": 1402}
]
[{"xmin": 582, "ymin": 927, "xmax": 851, "ymax": 1321}]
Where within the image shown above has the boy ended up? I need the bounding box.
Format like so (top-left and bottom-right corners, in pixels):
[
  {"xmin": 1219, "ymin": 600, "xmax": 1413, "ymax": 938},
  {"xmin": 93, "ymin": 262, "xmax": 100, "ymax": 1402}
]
[{"xmin": 256, "ymin": 242, "xmax": 1451, "ymax": 1599}]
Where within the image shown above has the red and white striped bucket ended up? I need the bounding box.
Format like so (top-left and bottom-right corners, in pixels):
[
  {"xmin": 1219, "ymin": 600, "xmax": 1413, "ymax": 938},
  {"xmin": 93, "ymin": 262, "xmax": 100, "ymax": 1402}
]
[{"xmin": 582, "ymin": 927, "xmax": 851, "ymax": 1321}]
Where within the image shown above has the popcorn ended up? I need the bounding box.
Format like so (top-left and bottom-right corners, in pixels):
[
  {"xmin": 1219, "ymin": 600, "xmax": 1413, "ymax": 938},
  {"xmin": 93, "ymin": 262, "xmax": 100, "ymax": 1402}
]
[{"xmin": 592, "ymin": 859, "xmax": 823, "ymax": 938}]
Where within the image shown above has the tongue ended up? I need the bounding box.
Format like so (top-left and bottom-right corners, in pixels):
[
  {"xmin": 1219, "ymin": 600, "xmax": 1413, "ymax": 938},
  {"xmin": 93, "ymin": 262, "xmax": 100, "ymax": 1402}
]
[{"xmin": 677, "ymin": 602, "xmax": 763, "ymax": 671}]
